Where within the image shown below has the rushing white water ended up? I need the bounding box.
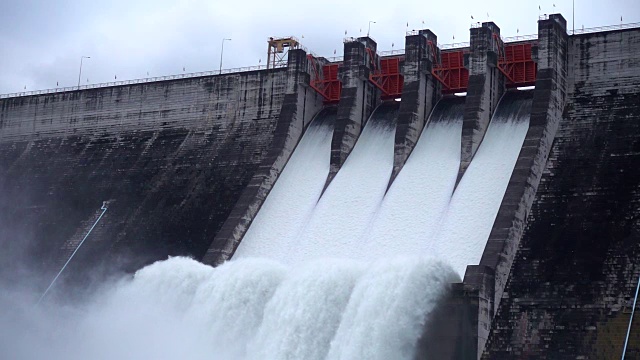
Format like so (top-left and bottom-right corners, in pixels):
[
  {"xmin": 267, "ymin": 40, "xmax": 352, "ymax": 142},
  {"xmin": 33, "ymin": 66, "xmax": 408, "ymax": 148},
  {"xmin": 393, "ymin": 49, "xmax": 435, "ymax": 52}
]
[
  {"xmin": 293, "ymin": 104, "xmax": 398, "ymax": 264},
  {"xmin": 248, "ymin": 260, "xmax": 364, "ymax": 360},
  {"xmin": 433, "ymin": 91, "xmax": 533, "ymax": 276},
  {"xmin": 130, "ymin": 256, "xmax": 215, "ymax": 312},
  {"xmin": 360, "ymin": 98, "xmax": 464, "ymax": 261},
  {"xmin": 233, "ymin": 109, "xmax": 336, "ymax": 260},
  {"xmin": 3, "ymin": 93, "xmax": 534, "ymax": 359},
  {"xmin": 326, "ymin": 258, "xmax": 458, "ymax": 360},
  {"xmin": 1, "ymin": 256, "xmax": 458, "ymax": 360},
  {"xmin": 185, "ymin": 258, "xmax": 287, "ymax": 359}
]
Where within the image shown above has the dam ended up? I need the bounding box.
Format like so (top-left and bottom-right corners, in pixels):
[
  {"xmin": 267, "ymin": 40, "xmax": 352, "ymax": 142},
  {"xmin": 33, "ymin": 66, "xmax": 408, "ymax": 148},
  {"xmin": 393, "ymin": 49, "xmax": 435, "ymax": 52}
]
[{"xmin": 1, "ymin": 13, "xmax": 640, "ymax": 359}]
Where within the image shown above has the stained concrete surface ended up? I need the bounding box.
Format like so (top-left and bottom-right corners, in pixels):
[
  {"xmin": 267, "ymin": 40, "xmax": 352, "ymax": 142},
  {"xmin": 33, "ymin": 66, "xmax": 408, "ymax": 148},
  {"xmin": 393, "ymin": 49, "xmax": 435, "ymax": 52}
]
[
  {"xmin": 0, "ymin": 69, "xmax": 288, "ymax": 287},
  {"xmin": 483, "ymin": 28, "xmax": 640, "ymax": 359}
]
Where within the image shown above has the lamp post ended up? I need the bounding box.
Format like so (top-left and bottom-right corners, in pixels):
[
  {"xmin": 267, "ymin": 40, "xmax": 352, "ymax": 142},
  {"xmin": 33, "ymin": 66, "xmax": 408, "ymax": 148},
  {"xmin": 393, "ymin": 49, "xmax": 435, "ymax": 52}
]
[
  {"xmin": 220, "ymin": 38, "xmax": 232, "ymax": 74},
  {"xmin": 367, "ymin": 21, "xmax": 376, "ymax": 37},
  {"xmin": 78, "ymin": 56, "xmax": 90, "ymax": 89}
]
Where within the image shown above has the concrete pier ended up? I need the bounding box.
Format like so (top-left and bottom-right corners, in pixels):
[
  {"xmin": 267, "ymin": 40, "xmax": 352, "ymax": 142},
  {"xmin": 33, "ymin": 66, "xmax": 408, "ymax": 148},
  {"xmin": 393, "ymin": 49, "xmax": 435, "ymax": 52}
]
[
  {"xmin": 390, "ymin": 29, "xmax": 440, "ymax": 187},
  {"xmin": 462, "ymin": 265, "xmax": 497, "ymax": 359},
  {"xmin": 326, "ymin": 36, "xmax": 379, "ymax": 187},
  {"xmin": 458, "ymin": 15, "xmax": 569, "ymax": 358},
  {"xmin": 203, "ymin": 49, "xmax": 323, "ymax": 265},
  {"xmin": 483, "ymin": 21, "xmax": 640, "ymax": 359},
  {"xmin": 480, "ymin": 13, "xmax": 568, "ymax": 315},
  {"xmin": 415, "ymin": 281, "xmax": 485, "ymax": 359},
  {"xmin": 457, "ymin": 21, "xmax": 506, "ymax": 185}
]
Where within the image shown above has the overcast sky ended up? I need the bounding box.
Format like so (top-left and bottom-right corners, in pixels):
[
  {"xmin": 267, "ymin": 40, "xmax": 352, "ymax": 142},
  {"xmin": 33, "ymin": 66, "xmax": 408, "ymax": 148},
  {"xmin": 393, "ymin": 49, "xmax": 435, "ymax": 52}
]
[{"xmin": 1, "ymin": 0, "xmax": 638, "ymax": 94}]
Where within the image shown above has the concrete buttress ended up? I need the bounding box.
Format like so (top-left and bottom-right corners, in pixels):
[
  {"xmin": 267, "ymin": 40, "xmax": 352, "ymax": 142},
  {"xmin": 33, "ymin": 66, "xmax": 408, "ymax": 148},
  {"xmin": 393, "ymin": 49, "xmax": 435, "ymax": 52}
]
[
  {"xmin": 325, "ymin": 36, "xmax": 379, "ymax": 188},
  {"xmin": 202, "ymin": 49, "xmax": 323, "ymax": 265},
  {"xmin": 461, "ymin": 15, "xmax": 569, "ymax": 358},
  {"xmin": 479, "ymin": 13, "xmax": 568, "ymax": 318},
  {"xmin": 457, "ymin": 21, "xmax": 506, "ymax": 186},
  {"xmin": 483, "ymin": 23, "xmax": 640, "ymax": 358},
  {"xmin": 389, "ymin": 29, "xmax": 440, "ymax": 188}
]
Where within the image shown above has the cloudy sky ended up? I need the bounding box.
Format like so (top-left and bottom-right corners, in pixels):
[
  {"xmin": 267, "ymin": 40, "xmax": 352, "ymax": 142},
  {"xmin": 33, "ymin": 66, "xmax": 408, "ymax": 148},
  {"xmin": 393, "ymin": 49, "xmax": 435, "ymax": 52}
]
[{"xmin": 1, "ymin": 0, "xmax": 638, "ymax": 94}]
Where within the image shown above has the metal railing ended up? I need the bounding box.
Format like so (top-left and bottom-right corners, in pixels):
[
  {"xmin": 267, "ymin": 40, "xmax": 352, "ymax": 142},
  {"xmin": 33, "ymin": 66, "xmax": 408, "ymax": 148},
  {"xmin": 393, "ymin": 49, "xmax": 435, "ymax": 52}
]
[
  {"xmin": 569, "ymin": 22, "xmax": 640, "ymax": 35},
  {"xmin": 440, "ymin": 42, "xmax": 470, "ymax": 50},
  {"xmin": 503, "ymin": 34, "xmax": 538, "ymax": 43},
  {"xmin": 325, "ymin": 56, "xmax": 344, "ymax": 63},
  {"xmin": 0, "ymin": 64, "xmax": 279, "ymax": 99},
  {"xmin": 5, "ymin": 22, "xmax": 639, "ymax": 99},
  {"xmin": 404, "ymin": 29, "xmax": 470, "ymax": 49},
  {"xmin": 323, "ymin": 49, "xmax": 405, "ymax": 63},
  {"xmin": 378, "ymin": 49, "xmax": 405, "ymax": 57},
  {"xmin": 268, "ymin": 35, "xmax": 311, "ymax": 53}
]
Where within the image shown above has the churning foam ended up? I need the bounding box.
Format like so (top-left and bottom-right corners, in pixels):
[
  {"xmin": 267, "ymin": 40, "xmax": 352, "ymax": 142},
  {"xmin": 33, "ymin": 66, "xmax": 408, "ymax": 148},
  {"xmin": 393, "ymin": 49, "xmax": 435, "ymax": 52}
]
[
  {"xmin": 2, "ymin": 256, "xmax": 457, "ymax": 360},
  {"xmin": 8, "ymin": 92, "xmax": 533, "ymax": 359},
  {"xmin": 326, "ymin": 258, "xmax": 458, "ymax": 360}
]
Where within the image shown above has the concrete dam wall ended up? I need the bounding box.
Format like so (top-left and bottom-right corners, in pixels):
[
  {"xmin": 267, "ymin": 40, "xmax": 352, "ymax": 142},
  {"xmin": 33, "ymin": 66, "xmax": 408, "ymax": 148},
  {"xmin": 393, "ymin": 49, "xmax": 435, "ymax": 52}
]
[
  {"xmin": 0, "ymin": 12, "xmax": 639, "ymax": 359},
  {"xmin": 0, "ymin": 58, "xmax": 323, "ymax": 282},
  {"xmin": 482, "ymin": 26, "xmax": 640, "ymax": 358}
]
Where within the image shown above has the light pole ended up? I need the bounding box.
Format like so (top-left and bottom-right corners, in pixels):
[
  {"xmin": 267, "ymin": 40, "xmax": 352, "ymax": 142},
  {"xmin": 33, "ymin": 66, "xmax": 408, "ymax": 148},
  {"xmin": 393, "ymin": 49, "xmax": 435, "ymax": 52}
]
[
  {"xmin": 367, "ymin": 21, "xmax": 376, "ymax": 37},
  {"xmin": 78, "ymin": 56, "xmax": 90, "ymax": 88},
  {"xmin": 220, "ymin": 38, "xmax": 231, "ymax": 74}
]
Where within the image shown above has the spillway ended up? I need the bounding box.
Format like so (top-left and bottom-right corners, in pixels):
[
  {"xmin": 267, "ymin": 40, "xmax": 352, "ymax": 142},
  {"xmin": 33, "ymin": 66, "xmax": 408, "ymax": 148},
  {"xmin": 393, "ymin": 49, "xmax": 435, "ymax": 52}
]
[
  {"xmin": 3, "ymin": 93, "xmax": 532, "ymax": 359},
  {"xmin": 2, "ymin": 13, "xmax": 635, "ymax": 358},
  {"xmin": 433, "ymin": 91, "xmax": 533, "ymax": 276},
  {"xmin": 360, "ymin": 97, "xmax": 465, "ymax": 261},
  {"xmin": 233, "ymin": 108, "xmax": 336, "ymax": 260},
  {"xmin": 292, "ymin": 103, "xmax": 399, "ymax": 265},
  {"xmin": 325, "ymin": 258, "xmax": 458, "ymax": 360}
]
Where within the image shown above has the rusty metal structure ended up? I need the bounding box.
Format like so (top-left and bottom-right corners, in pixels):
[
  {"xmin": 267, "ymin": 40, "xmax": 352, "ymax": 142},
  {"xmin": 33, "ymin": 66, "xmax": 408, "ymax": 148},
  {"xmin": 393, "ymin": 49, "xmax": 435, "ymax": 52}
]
[{"xmin": 267, "ymin": 36, "xmax": 303, "ymax": 69}]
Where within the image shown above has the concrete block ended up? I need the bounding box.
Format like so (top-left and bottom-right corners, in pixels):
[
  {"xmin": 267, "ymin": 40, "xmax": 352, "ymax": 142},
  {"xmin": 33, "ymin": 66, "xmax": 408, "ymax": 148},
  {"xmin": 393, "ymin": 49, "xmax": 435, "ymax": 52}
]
[
  {"xmin": 326, "ymin": 37, "xmax": 379, "ymax": 188},
  {"xmin": 390, "ymin": 29, "xmax": 440, "ymax": 187}
]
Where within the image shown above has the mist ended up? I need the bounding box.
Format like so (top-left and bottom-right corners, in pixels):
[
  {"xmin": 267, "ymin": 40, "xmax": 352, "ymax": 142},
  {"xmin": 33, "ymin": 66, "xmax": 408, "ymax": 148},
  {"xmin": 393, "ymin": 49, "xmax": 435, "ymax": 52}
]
[{"xmin": 0, "ymin": 256, "xmax": 458, "ymax": 360}]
